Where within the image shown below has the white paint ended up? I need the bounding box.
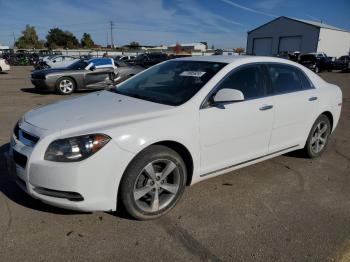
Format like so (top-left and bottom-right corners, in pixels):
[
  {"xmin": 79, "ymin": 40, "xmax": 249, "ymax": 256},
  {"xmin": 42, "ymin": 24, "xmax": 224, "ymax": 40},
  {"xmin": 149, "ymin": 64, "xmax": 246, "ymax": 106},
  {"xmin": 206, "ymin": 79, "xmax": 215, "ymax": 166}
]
[{"xmin": 317, "ymin": 28, "xmax": 350, "ymax": 57}]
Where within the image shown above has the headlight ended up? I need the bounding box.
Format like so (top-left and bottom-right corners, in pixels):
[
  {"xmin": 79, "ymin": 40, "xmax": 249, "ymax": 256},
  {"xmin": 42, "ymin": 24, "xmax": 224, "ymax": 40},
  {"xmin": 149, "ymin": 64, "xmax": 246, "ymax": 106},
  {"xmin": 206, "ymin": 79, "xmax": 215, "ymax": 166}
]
[{"xmin": 44, "ymin": 134, "xmax": 110, "ymax": 162}]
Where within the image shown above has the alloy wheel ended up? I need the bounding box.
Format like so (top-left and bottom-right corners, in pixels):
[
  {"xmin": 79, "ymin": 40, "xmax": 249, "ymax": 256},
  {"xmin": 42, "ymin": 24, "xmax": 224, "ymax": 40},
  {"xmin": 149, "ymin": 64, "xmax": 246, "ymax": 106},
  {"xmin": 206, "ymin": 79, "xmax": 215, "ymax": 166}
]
[
  {"xmin": 133, "ymin": 159, "xmax": 180, "ymax": 213},
  {"xmin": 310, "ymin": 121, "xmax": 329, "ymax": 154},
  {"xmin": 59, "ymin": 79, "xmax": 74, "ymax": 94}
]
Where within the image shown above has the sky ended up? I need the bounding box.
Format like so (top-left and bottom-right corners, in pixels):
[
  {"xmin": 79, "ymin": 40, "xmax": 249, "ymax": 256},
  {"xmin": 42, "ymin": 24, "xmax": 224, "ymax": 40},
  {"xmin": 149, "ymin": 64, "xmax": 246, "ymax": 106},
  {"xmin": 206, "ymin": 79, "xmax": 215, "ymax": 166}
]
[{"xmin": 0, "ymin": 0, "xmax": 349, "ymax": 49}]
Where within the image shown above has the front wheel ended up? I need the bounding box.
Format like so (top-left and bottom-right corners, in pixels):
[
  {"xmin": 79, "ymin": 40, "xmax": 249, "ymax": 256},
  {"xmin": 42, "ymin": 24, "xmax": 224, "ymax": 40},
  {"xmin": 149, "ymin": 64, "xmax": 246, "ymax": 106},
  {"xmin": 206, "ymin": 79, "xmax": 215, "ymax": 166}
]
[
  {"xmin": 56, "ymin": 77, "xmax": 75, "ymax": 95},
  {"xmin": 304, "ymin": 115, "xmax": 331, "ymax": 158},
  {"xmin": 314, "ymin": 65, "xmax": 320, "ymax": 73},
  {"xmin": 120, "ymin": 145, "xmax": 187, "ymax": 220}
]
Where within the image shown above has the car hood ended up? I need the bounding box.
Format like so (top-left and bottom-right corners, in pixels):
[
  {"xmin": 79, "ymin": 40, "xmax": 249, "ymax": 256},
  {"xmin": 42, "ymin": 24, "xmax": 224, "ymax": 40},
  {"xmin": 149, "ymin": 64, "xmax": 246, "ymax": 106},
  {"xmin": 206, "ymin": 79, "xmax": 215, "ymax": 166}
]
[
  {"xmin": 33, "ymin": 67, "xmax": 72, "ymax": 75},
  {"xmin": 24, "ymin": 90, "xmax": 173, "ymax": 133}
]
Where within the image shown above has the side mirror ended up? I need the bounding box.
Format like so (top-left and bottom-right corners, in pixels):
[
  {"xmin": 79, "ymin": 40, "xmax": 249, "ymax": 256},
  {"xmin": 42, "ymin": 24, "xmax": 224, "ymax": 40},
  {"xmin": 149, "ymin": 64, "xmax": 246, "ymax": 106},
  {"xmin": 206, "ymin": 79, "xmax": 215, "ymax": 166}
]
[
  {"xmin": 213, "ymin": 88, "xmax": 244, "ymax": 104},
  {"xmin": 90, "ymin": 65, "xmax": 96, "ymax": 71},
  {"xmin": 52, "ymin": 60, "xmax": 56, "ymax": 63}
]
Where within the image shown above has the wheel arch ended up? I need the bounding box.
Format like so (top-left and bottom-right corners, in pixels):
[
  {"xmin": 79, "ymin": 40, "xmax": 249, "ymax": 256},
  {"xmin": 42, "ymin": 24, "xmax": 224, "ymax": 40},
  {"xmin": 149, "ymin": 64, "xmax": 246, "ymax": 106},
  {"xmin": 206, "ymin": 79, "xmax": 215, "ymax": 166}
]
[
  {"xmin": 56, "ymin": 75, "xmax": 78, "ymax": 89},
  {"xmin": 152, "ymin": 140, "xmax": 194, "ymax": 186},
  {"xmin": 321, "ymin": 111, "xmax": 333, "ymax": 131}
]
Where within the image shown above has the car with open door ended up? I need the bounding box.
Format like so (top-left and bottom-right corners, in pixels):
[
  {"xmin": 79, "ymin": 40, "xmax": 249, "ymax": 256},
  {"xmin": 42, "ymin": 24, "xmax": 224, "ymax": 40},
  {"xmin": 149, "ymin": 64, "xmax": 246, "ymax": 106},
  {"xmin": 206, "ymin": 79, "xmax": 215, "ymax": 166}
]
[
  {"xmin": 31, "ymin": 58, "xmax": 117, "ymax": 95},
  {"xmin": 7, "ymin": 56, "xmax": 342, "ymax": 220}
]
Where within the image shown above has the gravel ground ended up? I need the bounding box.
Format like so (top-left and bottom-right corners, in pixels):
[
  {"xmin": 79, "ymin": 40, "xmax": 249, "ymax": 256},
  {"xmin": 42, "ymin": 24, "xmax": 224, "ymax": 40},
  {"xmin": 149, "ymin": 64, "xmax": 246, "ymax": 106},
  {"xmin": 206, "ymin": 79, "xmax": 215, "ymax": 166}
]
[{"xmin": 0, "ymin": 66, "xmax": 349, "ymax": 262}]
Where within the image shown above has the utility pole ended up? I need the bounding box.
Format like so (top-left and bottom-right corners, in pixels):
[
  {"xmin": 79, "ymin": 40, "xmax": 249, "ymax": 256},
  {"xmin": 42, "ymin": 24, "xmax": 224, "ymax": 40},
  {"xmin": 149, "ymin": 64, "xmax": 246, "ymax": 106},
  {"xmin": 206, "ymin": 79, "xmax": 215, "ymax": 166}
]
[
  {"xmin": 110, "ymin": 21, "xmax": 114, "ymax": 48},
  {"xmin": 106, "ymin": 32, "xmax": 109, "ymax": 47},
  {"xmin": 12, "ymin": 32, "xmax": 16, "ymax": 47}
]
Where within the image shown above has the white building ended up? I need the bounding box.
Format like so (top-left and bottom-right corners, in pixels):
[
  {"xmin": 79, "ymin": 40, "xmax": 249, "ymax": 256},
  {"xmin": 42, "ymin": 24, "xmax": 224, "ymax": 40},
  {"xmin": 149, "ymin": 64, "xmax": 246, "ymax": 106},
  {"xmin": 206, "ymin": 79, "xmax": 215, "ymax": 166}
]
[
  {"xmin": 246, "ymin": 16, "xmax": 350, "ymax": 57},
  {"xmin": 168, "ymin": 43, "xmax": 207, "ymax": 53}
]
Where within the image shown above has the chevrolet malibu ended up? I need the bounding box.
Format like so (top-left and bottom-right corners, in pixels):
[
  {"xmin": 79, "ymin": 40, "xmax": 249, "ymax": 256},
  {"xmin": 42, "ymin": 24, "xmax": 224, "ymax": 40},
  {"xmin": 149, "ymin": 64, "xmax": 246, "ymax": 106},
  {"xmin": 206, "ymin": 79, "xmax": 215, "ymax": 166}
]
[{"xmin": 5, "ymin": 56, "xmax": 342, "ymax": 220}]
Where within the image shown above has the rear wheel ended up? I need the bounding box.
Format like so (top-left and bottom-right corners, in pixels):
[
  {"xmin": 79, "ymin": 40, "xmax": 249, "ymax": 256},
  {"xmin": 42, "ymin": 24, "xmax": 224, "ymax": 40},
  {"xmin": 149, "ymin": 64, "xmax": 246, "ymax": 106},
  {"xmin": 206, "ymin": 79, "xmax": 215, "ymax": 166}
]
[
  {"xmin": 120, "ymin": 145, "xmax": 187, "ymax": 220},
  {"xmin": 304, "ymin": 115, "xmax": 331, "ymax": 158},
  {"xmin": 56, "ymin": 77, "xmax": 75, "ymax": 95}
]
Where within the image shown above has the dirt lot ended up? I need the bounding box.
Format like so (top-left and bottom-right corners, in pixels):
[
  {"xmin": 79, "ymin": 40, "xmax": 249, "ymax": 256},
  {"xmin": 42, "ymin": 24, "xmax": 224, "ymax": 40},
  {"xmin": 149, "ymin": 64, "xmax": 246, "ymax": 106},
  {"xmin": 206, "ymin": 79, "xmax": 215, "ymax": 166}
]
[{"xmin": 0, "ymin": 66, "xmax": 349, "ymax": 262}]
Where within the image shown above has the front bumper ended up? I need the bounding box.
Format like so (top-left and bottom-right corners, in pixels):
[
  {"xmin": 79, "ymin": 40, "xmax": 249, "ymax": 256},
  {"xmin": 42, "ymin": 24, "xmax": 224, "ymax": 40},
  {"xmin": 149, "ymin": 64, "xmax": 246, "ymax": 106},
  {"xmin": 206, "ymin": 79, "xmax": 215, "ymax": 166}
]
[
  {"xmin": 5, "ymin": 122, "xmax": 134, "ymax": 212},
  {"xmin": 31, "ymin": 78, "xmax": 55, "ymax": 90}
]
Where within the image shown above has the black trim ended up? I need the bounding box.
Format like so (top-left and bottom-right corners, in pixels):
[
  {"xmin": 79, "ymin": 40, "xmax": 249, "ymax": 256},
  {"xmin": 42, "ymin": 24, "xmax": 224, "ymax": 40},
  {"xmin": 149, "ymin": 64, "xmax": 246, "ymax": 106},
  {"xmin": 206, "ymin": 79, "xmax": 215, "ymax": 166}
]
[
  {"xmin": 13, "ymin": 150, "xmax": 28, "ymax": 169},
  {"xmin": 200, "ymin": 145, "xmax": 299, "ymax": 177},
  {"xmin": 33, "ymin": 187, "xmax": 84, "ymax": 202}
]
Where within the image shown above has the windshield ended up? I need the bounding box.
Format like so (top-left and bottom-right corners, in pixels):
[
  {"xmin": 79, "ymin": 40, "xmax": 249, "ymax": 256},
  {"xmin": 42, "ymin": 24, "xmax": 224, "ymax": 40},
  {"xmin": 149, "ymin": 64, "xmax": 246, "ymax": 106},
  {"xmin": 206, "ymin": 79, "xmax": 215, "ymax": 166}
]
[
  {"xmin": 67, "ymin": 60, "xmax": 89, "ymax": 70},
  {"xmin": 114, "ymin": 60, "xmax": 226, "ymax": 106}
]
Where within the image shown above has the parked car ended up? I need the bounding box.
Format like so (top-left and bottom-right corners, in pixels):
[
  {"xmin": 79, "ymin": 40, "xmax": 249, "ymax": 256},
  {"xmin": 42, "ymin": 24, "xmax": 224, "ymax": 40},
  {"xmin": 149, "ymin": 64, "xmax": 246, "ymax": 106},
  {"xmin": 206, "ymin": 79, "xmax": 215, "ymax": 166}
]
[
  {"xmin": 298, "ymin": 53, "xmax": 333, "ymax": 73},
  {"xmin": 113, "ymin": 60, "xmax": 144, "ymax": 84},
  {"xmin": 35, "ymin": 55, "xmax": 78, "ymax": 70},
  {"xmin": 133, "ymin": 52, "xmax": 168, "ymax": 67},
  {"xmin": 333, "ymin": 55, "xmax": 350, "ymax": 72},
  {"xmin": 0, "ymin": 58, "xmax": 10, "ymax": 72},
  {"xmin": 31, "ymin": 58, "xmax": 116, "ymax": 95},
  {"xmin": 5, "ymin": 56, "xmax": 342, "ymax": 220}
]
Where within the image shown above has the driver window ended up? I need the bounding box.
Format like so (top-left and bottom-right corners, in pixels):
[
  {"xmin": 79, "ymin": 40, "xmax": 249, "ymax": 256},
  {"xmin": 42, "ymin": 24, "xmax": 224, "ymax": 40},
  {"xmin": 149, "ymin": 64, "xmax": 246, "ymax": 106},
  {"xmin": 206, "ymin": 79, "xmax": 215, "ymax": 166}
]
[{"xmin": 217, "ymin": 65, "xmax": 266, "ymax": 99}]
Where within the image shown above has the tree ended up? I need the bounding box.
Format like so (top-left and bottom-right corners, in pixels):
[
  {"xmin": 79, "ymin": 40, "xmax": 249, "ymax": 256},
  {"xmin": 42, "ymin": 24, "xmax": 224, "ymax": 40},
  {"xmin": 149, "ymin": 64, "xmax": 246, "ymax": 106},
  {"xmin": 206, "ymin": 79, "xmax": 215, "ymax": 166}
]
[
  {"xmin": 129, "ymin": 41, "xmax": 140, "ymax": 49},
  {"xmin": 174, "ymin": 42, "xmax": 182, "ymax": 54},
  {"xmin": 211, "ymin": 44, "xmax": 215, "ymax": 50},
  {"xmin": 15, "ymin": 25, "xmax": 43, "ymax": 49},
  {"xmin": 81, "ymin": 33, "xmax": 95, "ymax": 48},
  {"xmin": 234, "ymin": 47, "xmax": 245, "ymax": 54},
  {"xmin": 46, "ymin": 28, "xmax": 79, "ymax": 49}
]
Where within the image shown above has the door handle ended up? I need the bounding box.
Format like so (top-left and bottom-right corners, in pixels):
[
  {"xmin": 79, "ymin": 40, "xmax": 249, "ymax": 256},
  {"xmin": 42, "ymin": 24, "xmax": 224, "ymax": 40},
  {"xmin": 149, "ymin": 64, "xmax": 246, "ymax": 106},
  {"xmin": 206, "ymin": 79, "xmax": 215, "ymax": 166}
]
[
  {"xmin": 308, "ymin": 96, "xmax": 318, "ymax": 101},
  {"xmin": 259, "ymin": 105, "xmax": 273, "ymax": 111}
]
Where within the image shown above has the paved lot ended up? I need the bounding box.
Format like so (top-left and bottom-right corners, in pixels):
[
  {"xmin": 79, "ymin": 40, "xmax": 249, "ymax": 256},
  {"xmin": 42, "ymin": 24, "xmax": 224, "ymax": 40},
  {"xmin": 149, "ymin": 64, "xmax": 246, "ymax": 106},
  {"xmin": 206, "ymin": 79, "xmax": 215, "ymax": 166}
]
[{"xmin": 0, "ymin": 66, "xmax": 349, "ymax": 262}]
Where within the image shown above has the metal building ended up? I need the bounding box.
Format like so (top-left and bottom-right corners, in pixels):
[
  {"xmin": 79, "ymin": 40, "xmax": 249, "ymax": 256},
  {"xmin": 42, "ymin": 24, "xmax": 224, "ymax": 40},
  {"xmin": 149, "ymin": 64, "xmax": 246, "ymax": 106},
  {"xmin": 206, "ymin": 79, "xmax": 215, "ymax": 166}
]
[{"xmin": 246, "ymin": 16, "xmax": 350, "ymax": 57}]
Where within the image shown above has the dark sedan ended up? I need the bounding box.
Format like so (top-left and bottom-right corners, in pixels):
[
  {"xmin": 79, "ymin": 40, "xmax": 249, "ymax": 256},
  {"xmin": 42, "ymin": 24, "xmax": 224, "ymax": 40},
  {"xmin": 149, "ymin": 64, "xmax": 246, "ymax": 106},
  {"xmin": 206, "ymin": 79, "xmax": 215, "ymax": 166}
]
[{"xmin": 31, "ymin": 59, "xmax": 116, "ymax": 95}]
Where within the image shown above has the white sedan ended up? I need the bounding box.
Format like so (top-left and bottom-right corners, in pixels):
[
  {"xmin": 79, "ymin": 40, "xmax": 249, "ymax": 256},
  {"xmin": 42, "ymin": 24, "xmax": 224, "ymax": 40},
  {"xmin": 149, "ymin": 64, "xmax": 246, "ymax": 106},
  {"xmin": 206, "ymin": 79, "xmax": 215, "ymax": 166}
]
[{"xmin": 5, "ymin": 56, "xmax": 342, "ymax": 220}]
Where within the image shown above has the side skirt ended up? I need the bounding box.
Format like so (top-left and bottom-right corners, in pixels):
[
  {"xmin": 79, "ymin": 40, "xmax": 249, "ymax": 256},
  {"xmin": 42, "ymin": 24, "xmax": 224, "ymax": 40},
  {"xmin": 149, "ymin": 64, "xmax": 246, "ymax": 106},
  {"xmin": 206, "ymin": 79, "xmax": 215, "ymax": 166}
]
[{"xmin": 199, "ymin": 144, "xmax": 300, "ymax": 178}]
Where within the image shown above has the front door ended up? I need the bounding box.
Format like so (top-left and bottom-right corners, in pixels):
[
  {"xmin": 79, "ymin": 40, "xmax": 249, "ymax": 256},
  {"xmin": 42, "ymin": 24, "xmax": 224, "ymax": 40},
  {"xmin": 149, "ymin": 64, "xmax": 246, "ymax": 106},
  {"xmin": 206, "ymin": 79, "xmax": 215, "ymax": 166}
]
[{"xmin": 199, "ymin": 64, "xmax": 275, "ymax": 175}]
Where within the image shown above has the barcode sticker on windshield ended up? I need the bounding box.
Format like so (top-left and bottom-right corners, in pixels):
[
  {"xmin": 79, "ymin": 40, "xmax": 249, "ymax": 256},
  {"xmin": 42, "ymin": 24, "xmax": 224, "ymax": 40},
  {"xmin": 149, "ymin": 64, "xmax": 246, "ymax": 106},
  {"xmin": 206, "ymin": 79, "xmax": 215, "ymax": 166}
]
[{"xmin": 179, "ymin": 71, "xmax": 206, "ymax": 77}]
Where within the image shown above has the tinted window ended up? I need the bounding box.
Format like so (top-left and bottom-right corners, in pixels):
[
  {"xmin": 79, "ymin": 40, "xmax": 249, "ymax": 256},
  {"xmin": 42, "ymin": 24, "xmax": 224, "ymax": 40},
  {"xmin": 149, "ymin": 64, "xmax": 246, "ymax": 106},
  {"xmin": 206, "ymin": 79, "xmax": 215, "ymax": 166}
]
[
  {"xmin": 297, "ymin": 69, "xmax": 314, "ymax": 90},
  {"xmin": 217, "ymin": 65, "xmax": 266, "ymax": 99},
  {"xmin": 268, "ymin": 64, "xmax": 302, "ymax": 94}
]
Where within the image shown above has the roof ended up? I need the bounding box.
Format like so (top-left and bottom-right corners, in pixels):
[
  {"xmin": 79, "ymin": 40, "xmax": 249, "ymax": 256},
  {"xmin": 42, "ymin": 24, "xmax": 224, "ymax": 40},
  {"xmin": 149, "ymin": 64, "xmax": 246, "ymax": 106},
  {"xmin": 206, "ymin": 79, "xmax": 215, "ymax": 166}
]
[
  {"xmin": 248, "ymin": 16, "xmax": 349, "ymax": 34},
  {"xmin": 175, "ymin": 55, "xmax": 251, "ymax": 63}
]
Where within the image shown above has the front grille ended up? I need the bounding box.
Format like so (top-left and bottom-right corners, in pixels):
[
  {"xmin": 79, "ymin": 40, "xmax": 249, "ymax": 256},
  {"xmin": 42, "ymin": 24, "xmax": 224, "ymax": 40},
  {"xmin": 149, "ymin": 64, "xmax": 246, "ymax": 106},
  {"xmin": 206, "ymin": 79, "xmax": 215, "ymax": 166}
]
[
  {"xmin": 13, "ymin": 150, "xmax": 28, "ymax": 168},
  {"xmin": 14, "ymin": 123, "xmax": 40, "ymax": 146},
  {"xmin": 31, "ymin": 74, "xmax": 45, "ymax": 79}
]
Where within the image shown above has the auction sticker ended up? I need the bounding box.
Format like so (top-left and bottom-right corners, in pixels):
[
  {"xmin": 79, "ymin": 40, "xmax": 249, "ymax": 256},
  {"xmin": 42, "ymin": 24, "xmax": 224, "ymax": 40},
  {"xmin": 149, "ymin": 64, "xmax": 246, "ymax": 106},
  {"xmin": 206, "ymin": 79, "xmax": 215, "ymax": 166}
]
[{"xmin": 179, "ymin": 71, "xmax": 206, "ymax": 77}]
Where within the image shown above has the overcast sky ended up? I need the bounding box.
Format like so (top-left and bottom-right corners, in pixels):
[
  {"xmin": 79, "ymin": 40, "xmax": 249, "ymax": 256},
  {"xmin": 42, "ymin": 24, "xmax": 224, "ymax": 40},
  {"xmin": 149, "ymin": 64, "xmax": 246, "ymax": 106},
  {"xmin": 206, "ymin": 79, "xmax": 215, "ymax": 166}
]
[{"xmin": 0, "ymin": 0, "xmax": 349, "ymax": 48}]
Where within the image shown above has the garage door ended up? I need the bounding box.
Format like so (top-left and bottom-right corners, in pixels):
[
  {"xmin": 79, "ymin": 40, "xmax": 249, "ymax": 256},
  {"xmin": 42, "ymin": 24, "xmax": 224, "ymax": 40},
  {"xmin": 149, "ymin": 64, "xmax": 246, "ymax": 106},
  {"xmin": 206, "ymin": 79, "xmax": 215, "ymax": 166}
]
[
  {"xmin": 253, "ymin": 38, "xmax": 272, "ymax": 56},
  {"xmin": 278, "ymin": 36, "xmax": 302, "ymax": 53}
]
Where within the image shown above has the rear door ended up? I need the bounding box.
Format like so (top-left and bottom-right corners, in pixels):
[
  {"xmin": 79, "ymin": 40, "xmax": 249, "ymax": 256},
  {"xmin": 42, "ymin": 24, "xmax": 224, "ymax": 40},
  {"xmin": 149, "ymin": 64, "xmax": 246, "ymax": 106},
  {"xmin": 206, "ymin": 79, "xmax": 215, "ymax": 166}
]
[{"xmin": 267, "ymin": 63, "xmax": 319, "ymax": 152}]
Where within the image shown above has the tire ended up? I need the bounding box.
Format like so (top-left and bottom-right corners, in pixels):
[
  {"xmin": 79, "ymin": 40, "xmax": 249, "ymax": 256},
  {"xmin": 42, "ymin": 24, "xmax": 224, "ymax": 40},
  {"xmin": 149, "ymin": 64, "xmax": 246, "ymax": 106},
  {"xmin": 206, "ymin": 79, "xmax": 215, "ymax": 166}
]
[
  {"xmin": 315, "ymin": 66, "xmax": 320, "ymax": 73},
  {"xmin": 120, "ymin": 145, "xmax": 187, "ymax": 220},
  {"xmin": 56, "ymin": 77, "xmax": 75, "ymax": 95},
  {"xmin": 0, "ymin": 67, "xmax": 2, "ymax": 72},
  {"xmin": 303, "ymin": 114, "xmax": 331, "ymax": 158}
]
